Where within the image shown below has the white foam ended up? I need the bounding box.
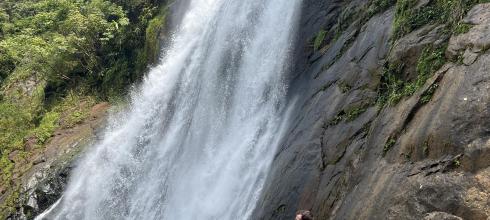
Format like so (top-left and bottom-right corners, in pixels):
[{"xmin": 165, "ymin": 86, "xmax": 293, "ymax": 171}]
[{"xmin": 36, "ymin": 0, "xmax": 301, "ymax": 219}]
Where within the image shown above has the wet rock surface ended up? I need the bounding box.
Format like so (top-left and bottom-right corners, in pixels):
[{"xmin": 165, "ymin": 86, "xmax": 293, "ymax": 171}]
[{"xmin": 253, "ymin": 1, "xmax": 490, "ymax": 220}]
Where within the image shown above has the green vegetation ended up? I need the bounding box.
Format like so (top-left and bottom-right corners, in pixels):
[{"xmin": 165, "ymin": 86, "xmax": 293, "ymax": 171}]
[
  {"xmin": 329, "ymin": 104, "xmax": 370, "ymax": 126},
  {"xmin": 338, "ymin": 81, "xmax": 352, "ymax": 93},
  {"xmin": 345, "ymin": 105, "xmax": 369, "ymax": 121},
  {"xmin": 392, "ymin": 0, "xmax": 487, "ymax": 40},
  {"xmin": 376, "ymin": 0, "xmax": 489, "ymax": 108},
  {"xmin": 423, "ymin": 141, "xmax": 429, "ymax": 156},
  {"xmin": 383, "ymin": 137, "xmax": 396, "ymax": 155},
  {"xmin": 313, "ymin": 29, "xmax": 327, "ymax": 51},
  {"xmin": 453, "ymin": 23, "xmax": 472, "ymax": 35},
  {"xmin": 417, "ymin": 46, "xmax": 446, "ymax": 78},
  {"xmin": 377, "ymin": 45, "xmax": 446, "ymax": 106},
  {"xmin": 453, "ymin": 158, "xmax": 461, "ymax": 167},
  {"xmin": 376, "ymin": 63, "xmax": 404, "ymax": 106},
  {"xmin": 420, "ymin": 83, "xmax": 439, "ymax": 104},
  {"xmin": 330, "ymin": 111, "xmax": 345, "ymax": 126},
  {"xmin": 364, "ymin": 0, "xmax": 489, "ymax": 159},
  {"xmin": 32, "ymin": 111, "xmax": 60, "ymax": 145},
  {"xmin": 144, "ymin": 9, "xmax": 168, "ymax": 65},
  {"xmin": 54, "ymin": 91, "xmax": 97, "ymax": 128},
  {"xmin": 335, "ymin": 7, "xmax": 359, "ymax": 39},
  {"xmin": 313, "ymin": 4, "xmax": 366, "ymax": 56},
  {"xmin": 367, "ymin": 0, "xmax": 397, "ymax": 17},
  {"xmin": 0, "ymin": 185, "xmax": 20, "ymax": 217},
  {"xmin": 0, "ymin": 0, "xmax": 168, "ymax": 217},
  {"xmin": 314, "ymin": 0, "xmax": 394, "ymax": 67}
]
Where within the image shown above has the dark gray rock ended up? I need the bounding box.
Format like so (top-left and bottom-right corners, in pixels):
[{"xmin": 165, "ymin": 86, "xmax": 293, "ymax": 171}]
[{"xmin": 253, "ymin": 1, "xmax": 490, "ymax": 220}]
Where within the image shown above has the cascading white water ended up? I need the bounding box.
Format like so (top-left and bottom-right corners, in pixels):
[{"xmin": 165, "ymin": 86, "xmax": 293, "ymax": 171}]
[{"xmin": 36, "ymin": 0, "xmax": 300, "ymax": 219}]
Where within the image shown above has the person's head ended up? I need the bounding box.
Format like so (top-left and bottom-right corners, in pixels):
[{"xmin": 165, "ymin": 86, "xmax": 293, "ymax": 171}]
[{"xmin": 295, "ymin": 210, "xmax": 313, "ymax": 220}]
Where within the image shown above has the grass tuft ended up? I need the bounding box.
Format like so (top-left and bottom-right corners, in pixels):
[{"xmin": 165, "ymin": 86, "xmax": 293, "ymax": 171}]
[
  {"xmin": 313, "ymin": 30, "xmax": 327, "ymax": 51},
  {"xmin": 383, "ymin": 138, "xmax": 396, "ymax": 155},
  {"xmin": 377, "ymin": 45, "xmax": 446, "ymax": 106}
]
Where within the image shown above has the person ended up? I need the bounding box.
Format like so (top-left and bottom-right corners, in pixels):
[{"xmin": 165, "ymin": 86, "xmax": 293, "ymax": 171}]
[{"xmin": 295, "ymin": 210, "xmax": 313, "ymax": 220}]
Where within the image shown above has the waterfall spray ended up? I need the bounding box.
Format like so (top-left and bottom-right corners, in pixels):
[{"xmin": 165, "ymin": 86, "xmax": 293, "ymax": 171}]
[{"xmin": 36, "ymin": 0, "xmax": 301, "ymax": 219}]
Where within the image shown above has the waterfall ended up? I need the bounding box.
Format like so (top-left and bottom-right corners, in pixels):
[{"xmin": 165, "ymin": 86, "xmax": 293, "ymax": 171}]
[{"xmin": 36, "ymin": 0, "xmax": 301, "ymax": 219}]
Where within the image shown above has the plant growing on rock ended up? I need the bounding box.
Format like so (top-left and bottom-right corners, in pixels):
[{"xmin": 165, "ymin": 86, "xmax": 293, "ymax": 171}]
[
  {"xmin": 313, "ymin": 29, "xmax": 327, "ymax": 51},
  {"xmin": 377, "ymin": 44, "xmax": 446, "ymax": 106},
  {"xmin": 392, "ymin": 0, "xmax": 488, "ymax": 41},
  {"xmin": 367, "ymin": 0, "xmax": 397, "ymax": 17},
  {"xmin": 453, "ymin": 23, "xmax": 472, "ymax": 34},
  {"xmin": 383, "ymin": 137, "xmax": 396, "ymax": 155}
]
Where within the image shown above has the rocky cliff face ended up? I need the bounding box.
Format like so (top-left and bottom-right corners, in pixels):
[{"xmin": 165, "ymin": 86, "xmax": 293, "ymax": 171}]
[{"xmin": 253, "ymin": 0, "xmax": 490, "ymax": 219}]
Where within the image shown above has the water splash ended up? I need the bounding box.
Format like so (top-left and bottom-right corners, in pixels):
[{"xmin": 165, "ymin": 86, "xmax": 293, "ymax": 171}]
[{"xmin": 37, "ymin": 0, "xmax": 301, "ymax": 219}]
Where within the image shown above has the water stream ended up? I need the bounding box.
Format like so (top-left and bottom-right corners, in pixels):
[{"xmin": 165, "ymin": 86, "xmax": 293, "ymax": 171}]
[{"xmin": 36, "ymin": 0, "xmax": 301, "ymax": 219}]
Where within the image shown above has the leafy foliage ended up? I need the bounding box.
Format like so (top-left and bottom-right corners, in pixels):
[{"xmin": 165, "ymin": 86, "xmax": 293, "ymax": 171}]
[
  {"xmin": 0, "ymin": 0, "xmax": 168, "ymax": 217},
  {"xmin": 0, "ymin": 0, "xmax": 128, "ymax": 84}
]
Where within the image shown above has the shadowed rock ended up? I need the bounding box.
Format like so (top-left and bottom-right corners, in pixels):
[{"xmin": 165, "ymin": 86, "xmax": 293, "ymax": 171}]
[{"xmin": 253, "ymin": 1, "xmax": 490, "ymax": 220}]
